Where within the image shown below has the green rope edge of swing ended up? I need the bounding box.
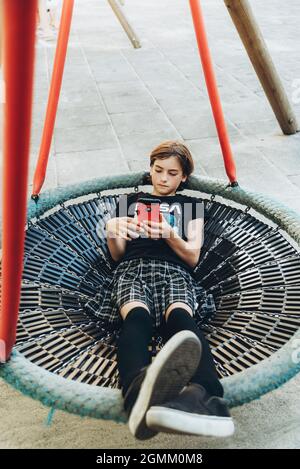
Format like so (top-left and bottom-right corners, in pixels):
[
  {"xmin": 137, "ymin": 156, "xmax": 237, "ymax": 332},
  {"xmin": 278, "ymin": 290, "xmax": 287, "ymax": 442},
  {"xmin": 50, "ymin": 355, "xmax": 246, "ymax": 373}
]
[{"xmin": 1, "ymin": 171, "xmax": 300, "ymax": 423}]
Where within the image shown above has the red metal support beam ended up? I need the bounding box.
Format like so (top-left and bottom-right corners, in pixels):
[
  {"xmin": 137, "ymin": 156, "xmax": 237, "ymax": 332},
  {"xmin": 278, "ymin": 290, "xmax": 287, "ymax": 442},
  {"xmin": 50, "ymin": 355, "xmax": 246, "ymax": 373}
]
[
  {"xmin": 32, "ymin": 0, "xmax": 74, "ymax": 198},
  {"xmin": 189, "ymin": 0, "xmax": 238, "ymax": 185},
  {"xmin": 0, "ymin": 0, "xmax": 38, "ymax": 362}
]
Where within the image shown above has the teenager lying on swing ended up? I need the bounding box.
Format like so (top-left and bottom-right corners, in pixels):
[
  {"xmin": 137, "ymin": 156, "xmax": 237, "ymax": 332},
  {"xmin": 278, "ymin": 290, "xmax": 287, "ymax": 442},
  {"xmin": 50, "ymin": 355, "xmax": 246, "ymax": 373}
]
[{"xmin": 87, "ymin": 140, "xmax": 235, "ymax": 440}]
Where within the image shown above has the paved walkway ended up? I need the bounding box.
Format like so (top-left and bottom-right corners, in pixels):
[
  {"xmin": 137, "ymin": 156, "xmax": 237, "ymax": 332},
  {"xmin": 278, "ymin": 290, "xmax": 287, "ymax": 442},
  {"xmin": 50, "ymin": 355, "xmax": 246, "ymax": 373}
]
[
  {"xmin": 29, "ymin": 0, "xmax": 300, "ymax": 213},
  {"xmin": 0, "ymin": 0, "xmax": 300, "ymax": 449}
]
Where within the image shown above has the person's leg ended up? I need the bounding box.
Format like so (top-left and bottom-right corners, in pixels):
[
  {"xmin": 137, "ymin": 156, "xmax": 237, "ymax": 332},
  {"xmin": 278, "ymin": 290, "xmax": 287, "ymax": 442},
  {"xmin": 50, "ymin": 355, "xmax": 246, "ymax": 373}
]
[
  {"xmin": 146, "ymin": 303, "xmax": 234, "ymax": 438},
  {"xmin": 116, "ymin": 301, "xmax": 153, "ymax": 397},
  {"xmin": 163, "ymin": 303, "xmax": 223, "ymax": 398},
  {"xmin": 117, "ymin": 301, "xmax": 202, "ymax": 440}
]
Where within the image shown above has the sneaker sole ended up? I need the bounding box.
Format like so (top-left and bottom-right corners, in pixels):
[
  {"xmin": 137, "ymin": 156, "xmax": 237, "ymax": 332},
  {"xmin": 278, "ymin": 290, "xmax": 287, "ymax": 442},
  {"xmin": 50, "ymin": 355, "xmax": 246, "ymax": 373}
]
[
  {"xmin": 146, "ymin": 407, "xmax": 235, "ymax": 438},
  {"xmin": 128, "ymin": 330, "xmax": 202, "ymax": 440}
]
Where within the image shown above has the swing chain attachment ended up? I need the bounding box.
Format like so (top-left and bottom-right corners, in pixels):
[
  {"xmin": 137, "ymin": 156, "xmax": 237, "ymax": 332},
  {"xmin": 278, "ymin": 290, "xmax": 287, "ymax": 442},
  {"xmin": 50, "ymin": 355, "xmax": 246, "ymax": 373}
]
[
  {"xmin": 30, "ymin": 194, "xmax": 41, "ymax": 221},
  {"xmin": 226, "ymin": 181, "xmax": 239, "ymax": 188},
  {"xmin": 96, "ymin": 192, "xmax": 109, "ymax": 218}
]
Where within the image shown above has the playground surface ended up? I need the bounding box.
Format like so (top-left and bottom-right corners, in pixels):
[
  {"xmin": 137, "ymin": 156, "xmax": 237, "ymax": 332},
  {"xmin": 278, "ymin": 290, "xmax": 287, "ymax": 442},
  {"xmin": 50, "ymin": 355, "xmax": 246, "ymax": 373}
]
[{"xmin": 0, "ymin": 0, "xmax": 300, "ymax": 449}]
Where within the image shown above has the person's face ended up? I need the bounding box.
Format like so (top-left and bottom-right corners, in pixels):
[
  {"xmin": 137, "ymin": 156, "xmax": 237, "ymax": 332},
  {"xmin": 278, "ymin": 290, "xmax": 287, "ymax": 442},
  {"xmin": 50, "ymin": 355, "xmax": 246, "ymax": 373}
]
[{"xmin": 150, "ymin": 156, "xmax": 187, "ymax": 196}]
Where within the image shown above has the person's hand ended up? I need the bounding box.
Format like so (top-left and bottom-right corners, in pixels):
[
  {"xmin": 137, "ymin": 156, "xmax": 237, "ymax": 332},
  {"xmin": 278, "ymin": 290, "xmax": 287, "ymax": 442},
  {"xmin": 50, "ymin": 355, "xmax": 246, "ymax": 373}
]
[
  {"xmin": 106, "ymin": 217, "xmax": 144, "ymax": 241},
  {"xmin": 140, "ymin": 213, "xmax": 174, "ymax": 239}
]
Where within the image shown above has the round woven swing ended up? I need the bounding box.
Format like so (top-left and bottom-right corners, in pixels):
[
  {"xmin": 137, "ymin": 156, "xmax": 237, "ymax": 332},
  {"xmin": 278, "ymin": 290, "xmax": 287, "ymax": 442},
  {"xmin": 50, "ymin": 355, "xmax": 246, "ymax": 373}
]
[
  {"xmin": 1, "ymin": 0, "xmax": 300, "ymax": 426},
  {"xmin": 1, "ymin": 172, "xmax": 300, "ymax": 423}
]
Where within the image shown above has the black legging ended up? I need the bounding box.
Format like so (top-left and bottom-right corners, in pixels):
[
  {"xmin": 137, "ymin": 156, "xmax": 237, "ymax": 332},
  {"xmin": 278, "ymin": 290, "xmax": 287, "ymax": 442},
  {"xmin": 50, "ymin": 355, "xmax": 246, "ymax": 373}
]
[{"xmin": 117, "ymin": 305, "xmax": 223, "ymax": 398}]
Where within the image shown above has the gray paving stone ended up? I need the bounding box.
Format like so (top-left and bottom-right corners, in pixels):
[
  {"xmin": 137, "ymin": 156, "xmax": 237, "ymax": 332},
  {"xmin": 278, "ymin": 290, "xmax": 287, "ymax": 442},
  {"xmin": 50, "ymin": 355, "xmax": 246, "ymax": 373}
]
[
  {"xmin": 158, "ymin": 94, "xmax": 207, "ymax": 113},
  {"xmin": 186, "ymin": 137, "xmax": 300, "ymax": 198},
  {"xmin": 256, "ymin": 135, "xmax": 300, "ymax": 176},
  {"xmin": 54, "ymin": 123, "xmax": 118, "ymax": 154},
  {"xmin": 222, "ymin": 99, "xmax": 275, "ymax": 125},
  {"xmin": 32, "ymin": 103, "xmax": 49, "ymax": 128},
  {"xmin": 287, "ymin": 174, "xmax": 300, "ymax": 189},
  {"xmin": 122, "ymin": 48, "xmax": 166, "ymax": 66},
  {"xmin": 58, "ymin": 86, "xmax": 101, "ymax": 109},
  {"xmin": 235, "ymin": 119, "xmax": 279, "ymax": 137},
  {"xmin": 280, "ymin": 195, "xmax": 300, "ymax": 214},
  {"xmin": 142, "ymin": 78, "xmax": 206, "ymax": 102},
  {"xmin": 60, "ymin": 67, "xmax": 94, "ymax": 84},
  {"xmin": 91, "ymin": 60, "xmax": 138, "ymax": 84},
  {"xmin": 110, "ymin": 109, "xmax": 173, "ymax": 137},
  {"xmin": 55, "ymin": 105, "xmax": 108, "ymax": 129},
  {"xmin": 98, "ymin": 81, "xmax": 157, "ymax": 114},
  {"xmin": 166, "ymin": 105, "xmax": 242, "ymax": 141},
  {"xmin": 118, "ymin": 128, "xmax": 180, "ymax": 161},
  {"xmin": 46, "ymin": 45, "xmax": 86, "ymax": 66},
  {"xmin": 28, "ymin": 151, "xmax": 57, "ymax": 191},
  {"xmin": 32, "ymin": 85, "xmax": 50, "ymax": 104},
  {"xmin": 56, "ymin": 148, "xmax": 128, "ymax": 186}
]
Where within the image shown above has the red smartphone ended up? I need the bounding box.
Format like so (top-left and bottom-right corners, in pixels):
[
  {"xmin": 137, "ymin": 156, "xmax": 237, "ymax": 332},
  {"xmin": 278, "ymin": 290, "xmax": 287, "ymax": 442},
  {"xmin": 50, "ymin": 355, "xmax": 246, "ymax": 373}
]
[{"xmin": 136, "ymin": 197, "xmax": 161, "ymax": 225}]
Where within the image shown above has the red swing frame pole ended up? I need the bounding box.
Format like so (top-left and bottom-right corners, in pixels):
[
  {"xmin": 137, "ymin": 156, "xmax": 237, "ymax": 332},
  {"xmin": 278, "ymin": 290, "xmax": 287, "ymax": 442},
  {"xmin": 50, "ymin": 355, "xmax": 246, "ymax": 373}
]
[
  {"xmin": 32, "ymin": 0, "xmax": 74, "ymax": 199},
  {"xmin": 0, "ymin": 0, "xmax": 38, "ymax": 362},
  {"xmin": 189, "ymin": 0, "xmax": 238, "ymax": 185}
]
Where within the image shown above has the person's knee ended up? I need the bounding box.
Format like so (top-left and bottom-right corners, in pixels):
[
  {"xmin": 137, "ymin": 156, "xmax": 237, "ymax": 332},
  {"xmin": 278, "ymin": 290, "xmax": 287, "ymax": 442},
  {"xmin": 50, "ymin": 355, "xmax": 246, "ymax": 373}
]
[
  {"xmin": 164, "ymin": 306, "xmax": 199, "ymax": 340},
  {"xmin": 164, "ymin": 302, "xmax": 193, "ymax": 323},
  {"xmin": 120, "ymin": 301, "xmax": 150, "ymax": 321},
  {"xmin": 119, "ymin": 305, "xmax": 154, "ymax": 339}
]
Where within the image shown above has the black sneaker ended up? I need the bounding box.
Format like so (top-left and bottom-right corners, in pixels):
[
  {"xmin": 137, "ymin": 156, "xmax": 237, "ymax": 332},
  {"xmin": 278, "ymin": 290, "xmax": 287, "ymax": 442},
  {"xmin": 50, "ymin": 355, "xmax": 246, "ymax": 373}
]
[
  {"xmin": 123, "ymin": 330, "xmax": 202, "ymax": 440},
  {"xmin": 146, "ymin": 383, "xmax": 235, "ymax": 438}
]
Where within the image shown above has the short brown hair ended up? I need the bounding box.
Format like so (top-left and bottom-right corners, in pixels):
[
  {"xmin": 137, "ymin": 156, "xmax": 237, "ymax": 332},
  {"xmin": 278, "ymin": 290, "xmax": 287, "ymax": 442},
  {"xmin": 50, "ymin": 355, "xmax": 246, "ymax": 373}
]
[{"xmin": 144, "ymin": 140, "xmax": 194, "ymax": 191}]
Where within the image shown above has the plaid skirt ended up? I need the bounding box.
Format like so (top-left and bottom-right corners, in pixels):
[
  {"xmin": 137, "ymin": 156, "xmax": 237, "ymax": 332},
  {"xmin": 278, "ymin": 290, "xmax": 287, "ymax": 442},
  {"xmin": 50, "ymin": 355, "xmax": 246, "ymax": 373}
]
[{"xmin": 84, "ymin": 258, "xmax": 216, "ymax": 331}]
